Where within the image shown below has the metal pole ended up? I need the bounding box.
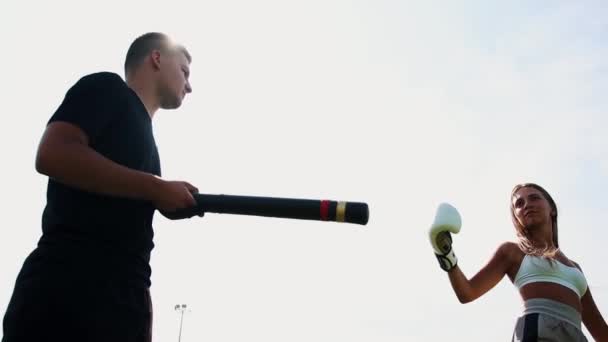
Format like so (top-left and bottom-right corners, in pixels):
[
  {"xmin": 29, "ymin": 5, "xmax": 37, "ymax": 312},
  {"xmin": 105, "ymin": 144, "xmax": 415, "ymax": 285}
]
[
  {"xmin": 178, "ymin": 309, "xmax": 184, "ymax": 342},
  {"xmin": 175, "ymin": 304, "xmax": 187, "ymax": 342}
]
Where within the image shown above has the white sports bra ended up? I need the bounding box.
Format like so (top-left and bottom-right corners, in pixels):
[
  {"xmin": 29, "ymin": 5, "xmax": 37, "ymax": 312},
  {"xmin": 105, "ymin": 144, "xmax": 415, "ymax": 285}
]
[{"xmin": 513, "ymin": 254, "xmax": 588, "ymax": 298}]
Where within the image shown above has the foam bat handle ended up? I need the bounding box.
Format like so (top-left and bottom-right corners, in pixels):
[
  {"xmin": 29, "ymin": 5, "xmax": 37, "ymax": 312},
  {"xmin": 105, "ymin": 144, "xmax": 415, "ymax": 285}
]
[{"xmin": 160, "ymin": 194, "xmax": 369, "ymax": 225}]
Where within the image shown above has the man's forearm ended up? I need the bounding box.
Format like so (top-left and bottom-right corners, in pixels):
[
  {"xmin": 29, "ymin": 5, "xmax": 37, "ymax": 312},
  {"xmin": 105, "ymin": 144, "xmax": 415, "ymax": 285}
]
[{"xmin": 36, "ymin": 141, "xmax": 161, "ymax": 201}]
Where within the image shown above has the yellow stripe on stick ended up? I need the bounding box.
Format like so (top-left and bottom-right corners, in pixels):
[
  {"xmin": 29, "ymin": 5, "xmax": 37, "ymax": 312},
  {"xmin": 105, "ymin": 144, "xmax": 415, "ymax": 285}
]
[{"xmin": 336, "ymin": 201, "xmax": 346, "ymax": 222}]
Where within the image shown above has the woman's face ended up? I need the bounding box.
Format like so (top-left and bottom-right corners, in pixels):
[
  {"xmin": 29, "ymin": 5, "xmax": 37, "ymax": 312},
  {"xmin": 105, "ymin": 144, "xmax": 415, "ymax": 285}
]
[{"xmin": 512, "ymin": 186, "xmax": 554, "ymax": 231}]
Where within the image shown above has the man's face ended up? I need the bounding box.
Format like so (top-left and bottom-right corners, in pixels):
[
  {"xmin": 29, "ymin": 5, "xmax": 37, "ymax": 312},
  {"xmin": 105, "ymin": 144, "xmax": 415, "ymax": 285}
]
[{"xmin": 157, "ymin": 49, "xmax": 192, "ymax": 110}]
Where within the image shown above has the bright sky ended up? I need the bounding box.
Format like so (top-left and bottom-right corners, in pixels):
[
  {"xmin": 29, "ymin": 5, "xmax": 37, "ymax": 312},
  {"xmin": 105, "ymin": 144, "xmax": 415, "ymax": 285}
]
[{"xmin": 1, "ymin": 1, "xmax": 607, "ymax": 341}]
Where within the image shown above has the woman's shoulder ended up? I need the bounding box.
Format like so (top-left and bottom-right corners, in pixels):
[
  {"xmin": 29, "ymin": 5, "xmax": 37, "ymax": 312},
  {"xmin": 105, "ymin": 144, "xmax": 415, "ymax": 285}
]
[
  {"xmin": 496, "ymin": 241, "xmax": 523, "ymax": 257},
  {"xmin": 496, "ymin": 241, "xmax": 526, "ymax": 280}
]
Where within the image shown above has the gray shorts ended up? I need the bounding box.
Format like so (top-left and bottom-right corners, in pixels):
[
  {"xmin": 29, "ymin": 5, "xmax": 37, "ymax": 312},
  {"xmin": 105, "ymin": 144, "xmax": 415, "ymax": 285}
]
[{"xmin": 512, "ymin": 298, "xmax": 587, "ymax": 342}]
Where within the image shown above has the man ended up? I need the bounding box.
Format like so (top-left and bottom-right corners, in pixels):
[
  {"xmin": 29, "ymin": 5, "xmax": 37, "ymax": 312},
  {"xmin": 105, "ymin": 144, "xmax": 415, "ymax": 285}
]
[{"xmin": 3, "ymin": 32, "xmax": 198, "ymax": 341}]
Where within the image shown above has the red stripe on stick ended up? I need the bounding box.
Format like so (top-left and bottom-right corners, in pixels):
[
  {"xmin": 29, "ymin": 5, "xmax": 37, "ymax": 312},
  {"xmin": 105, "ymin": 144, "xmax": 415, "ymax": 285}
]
[{"xmin": 320, "ymin": 200, "xmax": 330, "ymax": 221}]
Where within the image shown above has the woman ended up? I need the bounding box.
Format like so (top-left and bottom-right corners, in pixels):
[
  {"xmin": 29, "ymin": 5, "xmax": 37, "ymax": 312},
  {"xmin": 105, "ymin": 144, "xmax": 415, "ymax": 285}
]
[{"xmin": 432, "ymin": 183, "xmax": 608, "ymax": 341}]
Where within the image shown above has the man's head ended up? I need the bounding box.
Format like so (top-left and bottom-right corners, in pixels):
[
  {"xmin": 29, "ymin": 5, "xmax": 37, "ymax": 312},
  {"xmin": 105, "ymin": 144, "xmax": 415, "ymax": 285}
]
[{"xmin": 125, "ymin": 32, "xmax": 192, "ymax": 110}]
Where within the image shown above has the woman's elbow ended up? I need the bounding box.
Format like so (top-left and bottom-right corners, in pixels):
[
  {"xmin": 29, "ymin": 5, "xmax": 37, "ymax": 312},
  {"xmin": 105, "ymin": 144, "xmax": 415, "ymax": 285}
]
[
  {"xmin": 454, "ymin": 291, "xmax": 476, "ymax": 304},
  {"xmin": 457, "ymin": 295, "xmax": 473, "ymax": 304}
]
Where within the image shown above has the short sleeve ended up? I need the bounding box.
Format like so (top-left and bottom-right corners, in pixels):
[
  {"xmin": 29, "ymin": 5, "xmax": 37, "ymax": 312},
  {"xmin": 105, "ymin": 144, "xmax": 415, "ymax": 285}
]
[{"xmin": 49, "ymin": 72, "xmax": 126, "ymax": 143}]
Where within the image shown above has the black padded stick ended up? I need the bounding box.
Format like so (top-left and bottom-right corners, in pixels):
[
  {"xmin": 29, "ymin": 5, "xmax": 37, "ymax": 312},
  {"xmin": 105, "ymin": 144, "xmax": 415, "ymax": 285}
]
[{"xmin": 160, "ymin": 194, "xmax": 369, "ymax": 225}]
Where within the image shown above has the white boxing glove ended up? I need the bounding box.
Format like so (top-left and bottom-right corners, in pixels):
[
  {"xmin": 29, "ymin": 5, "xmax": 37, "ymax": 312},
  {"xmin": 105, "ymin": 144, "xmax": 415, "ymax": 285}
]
[{"xmin": 429, "ymin": 203, "xmax": 462, "ymax": 271}]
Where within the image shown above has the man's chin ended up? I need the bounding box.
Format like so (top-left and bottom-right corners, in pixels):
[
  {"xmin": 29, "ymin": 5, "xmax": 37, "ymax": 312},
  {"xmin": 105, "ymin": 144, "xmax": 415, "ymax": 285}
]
[{"xmin": 161, "ymin": 99, "xmax": 182, "ymax": 110}]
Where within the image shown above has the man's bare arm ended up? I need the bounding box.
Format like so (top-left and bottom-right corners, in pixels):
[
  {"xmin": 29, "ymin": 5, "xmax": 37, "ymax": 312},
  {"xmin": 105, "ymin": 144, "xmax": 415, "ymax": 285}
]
[{"xmin": 35, "ymin": 121, "xmax": 196, "ymax": 211}]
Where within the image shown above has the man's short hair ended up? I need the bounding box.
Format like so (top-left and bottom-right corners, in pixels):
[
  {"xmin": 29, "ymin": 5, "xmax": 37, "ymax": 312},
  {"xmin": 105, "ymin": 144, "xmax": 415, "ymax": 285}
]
[{"xmin": 124, "ymin": 32, "xmax": 191, "ymax": 75}]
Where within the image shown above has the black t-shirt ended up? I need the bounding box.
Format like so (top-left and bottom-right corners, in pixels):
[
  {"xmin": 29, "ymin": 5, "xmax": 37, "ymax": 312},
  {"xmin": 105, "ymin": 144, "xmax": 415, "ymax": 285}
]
[{"xmin": 31, "ymin": 72, "xmax": 160, "ymax": 288}]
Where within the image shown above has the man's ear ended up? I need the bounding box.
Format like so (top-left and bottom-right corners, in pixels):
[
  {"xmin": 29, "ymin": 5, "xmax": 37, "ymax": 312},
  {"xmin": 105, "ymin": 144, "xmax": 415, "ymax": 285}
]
[{"xmin": 150, "ymin": 50, "xmax": 162, "ymax": 70}]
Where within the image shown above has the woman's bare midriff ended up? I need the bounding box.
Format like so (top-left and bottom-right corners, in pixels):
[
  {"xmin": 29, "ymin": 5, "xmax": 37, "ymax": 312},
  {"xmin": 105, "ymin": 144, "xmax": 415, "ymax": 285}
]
[{"xmin": 520, "ymin": 282, "xmax": 582, "ymax": 313}]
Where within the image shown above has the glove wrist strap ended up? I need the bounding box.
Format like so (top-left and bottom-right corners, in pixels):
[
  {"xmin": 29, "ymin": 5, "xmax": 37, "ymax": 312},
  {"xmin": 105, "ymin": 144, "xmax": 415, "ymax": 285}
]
[{"xmin": 435, "ymin": 248, "xmax": 457, "ymax": 272}]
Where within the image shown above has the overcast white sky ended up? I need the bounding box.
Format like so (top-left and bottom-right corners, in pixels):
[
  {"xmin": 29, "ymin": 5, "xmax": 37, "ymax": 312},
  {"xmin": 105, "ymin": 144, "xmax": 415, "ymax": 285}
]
[{"xmin": 1, "ymin": 1, "xmax": 607, "ymax": 341}]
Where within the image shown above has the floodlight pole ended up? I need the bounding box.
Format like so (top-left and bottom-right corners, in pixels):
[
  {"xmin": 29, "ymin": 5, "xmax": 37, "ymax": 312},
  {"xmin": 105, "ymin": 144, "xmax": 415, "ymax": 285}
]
[{"xmin": 175, "ymin": 304, "xmax": 188, "ymax": 342}]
